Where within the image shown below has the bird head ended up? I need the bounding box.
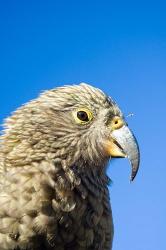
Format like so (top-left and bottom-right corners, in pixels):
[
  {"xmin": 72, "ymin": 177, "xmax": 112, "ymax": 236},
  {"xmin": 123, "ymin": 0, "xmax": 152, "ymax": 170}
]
[{"xmin": 3, "ymin": 83, "xmax": 140, "ymax": 181}]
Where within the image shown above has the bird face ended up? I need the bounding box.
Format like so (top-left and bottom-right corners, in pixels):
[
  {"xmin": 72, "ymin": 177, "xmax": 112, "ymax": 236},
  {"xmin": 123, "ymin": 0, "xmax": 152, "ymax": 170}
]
[
  {"xmin": 3, "ymin": 83, "xmax": 139, "ymax": 181},
  {"xmin": 38, "ymin": 83, "xmax": 140, "ymax": 180}
]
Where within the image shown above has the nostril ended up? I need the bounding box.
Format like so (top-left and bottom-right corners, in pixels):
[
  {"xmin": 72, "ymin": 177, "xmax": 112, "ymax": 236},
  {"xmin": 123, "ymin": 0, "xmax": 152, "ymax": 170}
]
[{"xmin": 110, "ymin": 116, "xmax": 124, "ymax": 130}]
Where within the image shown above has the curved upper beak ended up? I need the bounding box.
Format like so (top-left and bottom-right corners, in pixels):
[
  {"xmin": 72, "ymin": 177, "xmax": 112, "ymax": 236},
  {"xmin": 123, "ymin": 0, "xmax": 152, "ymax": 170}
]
[{"xmin": 105, "ymin": 117, "xmax": 140, "ymax": 181}]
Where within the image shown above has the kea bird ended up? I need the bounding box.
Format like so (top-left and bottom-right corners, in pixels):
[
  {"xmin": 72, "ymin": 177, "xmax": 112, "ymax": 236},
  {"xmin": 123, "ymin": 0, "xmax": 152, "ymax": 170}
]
[{"xmin": 0, "ymin": 83, "xmax": 140, "ymax": 250}]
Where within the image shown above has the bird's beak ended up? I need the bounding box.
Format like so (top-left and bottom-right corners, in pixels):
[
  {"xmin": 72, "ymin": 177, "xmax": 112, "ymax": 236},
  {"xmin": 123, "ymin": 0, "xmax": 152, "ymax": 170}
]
[{"xmin": 104, "ymin": 116, "xmax": 140, "ymax": 181}]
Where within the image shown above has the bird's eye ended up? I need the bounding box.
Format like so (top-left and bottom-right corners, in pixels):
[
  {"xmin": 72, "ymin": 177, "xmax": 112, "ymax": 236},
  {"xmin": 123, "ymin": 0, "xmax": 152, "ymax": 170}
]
[
  {"xmin": 73, "ymin": 108, "xmax": 93, "ymax": 124},
  {"xmin": 77, "ymin": 111, "xmax": 89, "ymax": 121}
]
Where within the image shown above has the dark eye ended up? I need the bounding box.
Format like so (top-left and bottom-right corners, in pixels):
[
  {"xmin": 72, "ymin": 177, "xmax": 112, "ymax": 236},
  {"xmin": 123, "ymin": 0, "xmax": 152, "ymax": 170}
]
[
  {"xmin": 73, "ymin": 108, "xmax": 93, "ymax": 124},
  {"xmin": 77, "ymin": 111, "xmax": 89, "ymax": 122}
]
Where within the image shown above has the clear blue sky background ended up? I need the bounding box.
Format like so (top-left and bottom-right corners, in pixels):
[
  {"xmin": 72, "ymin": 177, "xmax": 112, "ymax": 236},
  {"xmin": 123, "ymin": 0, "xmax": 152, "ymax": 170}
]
[{"xmin": 0, "ymin": 1, "xmax": 165, "ymax": 250}]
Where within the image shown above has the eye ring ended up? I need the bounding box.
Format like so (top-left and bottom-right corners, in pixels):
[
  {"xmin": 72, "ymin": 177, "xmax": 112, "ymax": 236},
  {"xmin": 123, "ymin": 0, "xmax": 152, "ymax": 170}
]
[{"xmin": 73, "ymin": 108, "xmax": 93, "ymax": 124}]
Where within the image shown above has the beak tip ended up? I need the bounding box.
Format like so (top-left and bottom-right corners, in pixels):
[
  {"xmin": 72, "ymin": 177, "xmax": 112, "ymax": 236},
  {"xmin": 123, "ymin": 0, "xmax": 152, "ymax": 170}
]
[
  {"xmin": 130, "ymin": 164, "xmax": 140, "ymax": 182},
  {"xmin": 130, "ymin": 176, "xmax": 135, "ymax": 182}
]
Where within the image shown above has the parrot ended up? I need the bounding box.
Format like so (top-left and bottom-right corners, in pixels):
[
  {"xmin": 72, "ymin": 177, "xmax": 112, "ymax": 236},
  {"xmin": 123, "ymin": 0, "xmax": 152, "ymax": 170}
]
[{"xmin": 0, "ymin": 83, "xmax": 140, "ymax": 250}]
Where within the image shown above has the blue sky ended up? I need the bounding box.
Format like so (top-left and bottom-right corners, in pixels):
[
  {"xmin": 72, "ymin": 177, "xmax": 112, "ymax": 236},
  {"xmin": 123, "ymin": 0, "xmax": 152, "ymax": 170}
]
[{"xmin": 0, "ymin": 1, "xmax": 166, "ymax": 249}]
